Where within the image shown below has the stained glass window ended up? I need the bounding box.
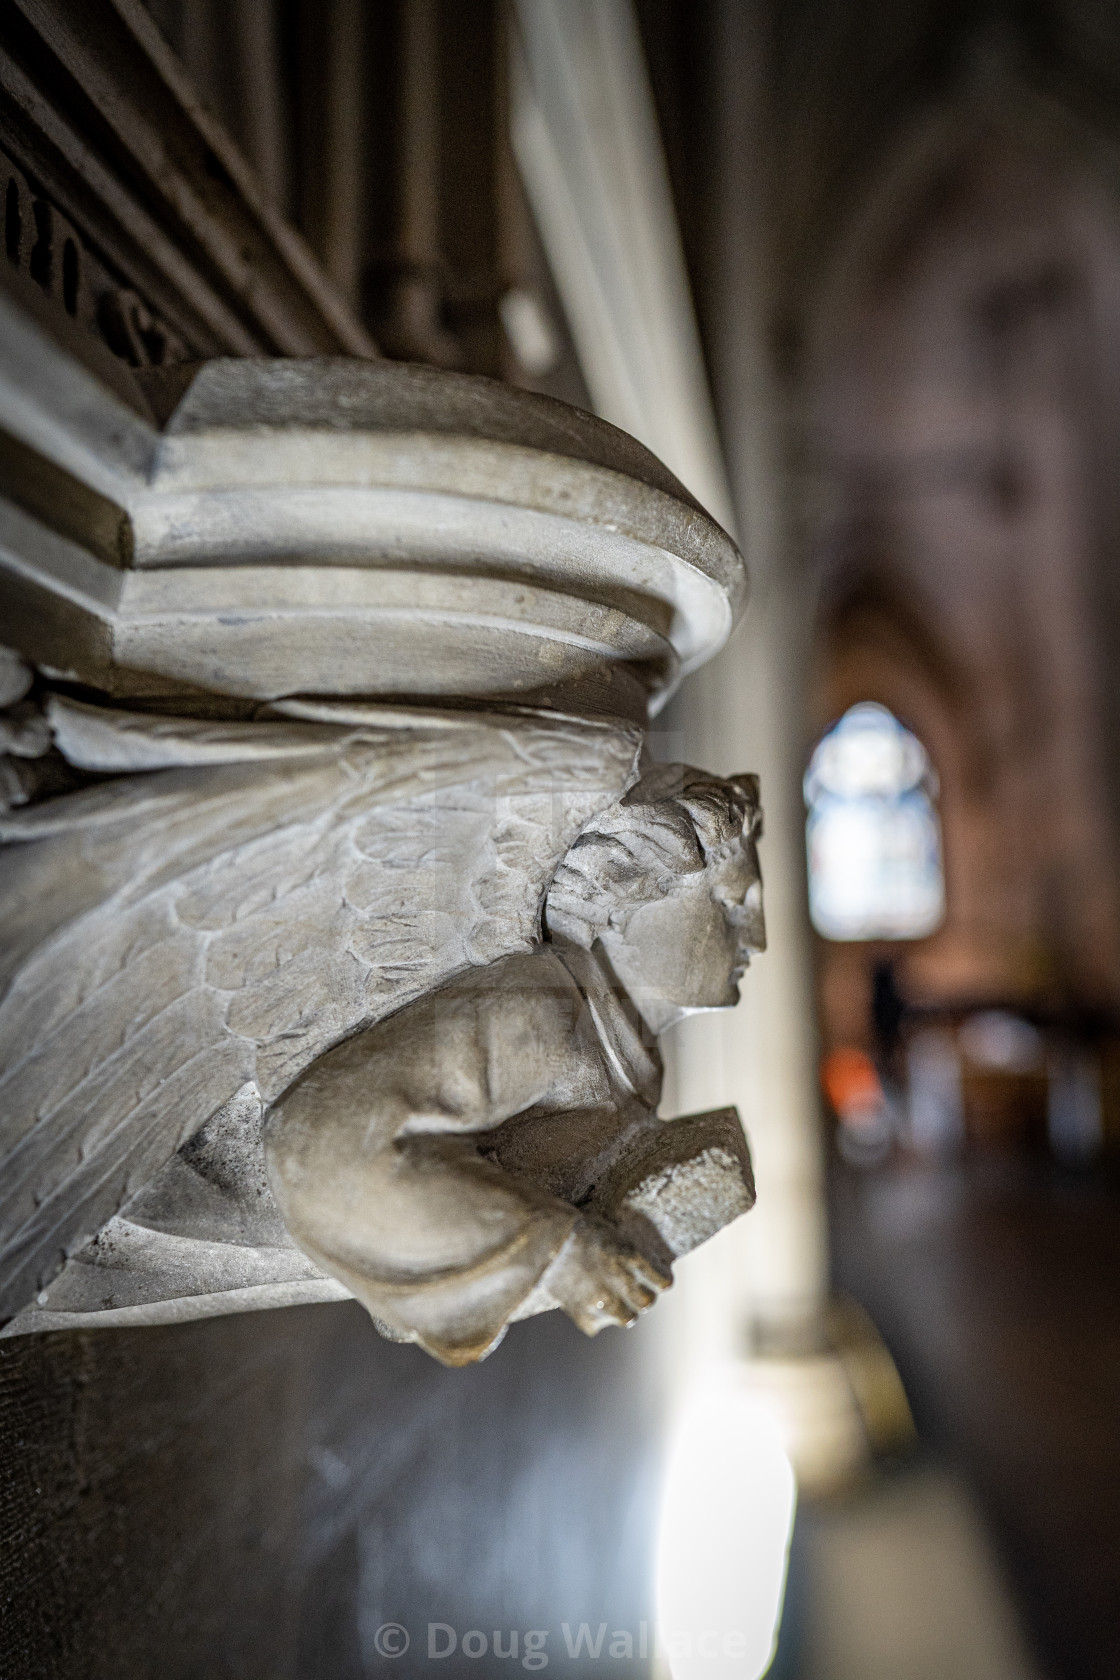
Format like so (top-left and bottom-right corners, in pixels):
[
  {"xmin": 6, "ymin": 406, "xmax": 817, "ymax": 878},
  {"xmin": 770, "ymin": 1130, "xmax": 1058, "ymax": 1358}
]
[{"xmin": 805, "ymin": 703, "xmax": 944, "ymax": 941}]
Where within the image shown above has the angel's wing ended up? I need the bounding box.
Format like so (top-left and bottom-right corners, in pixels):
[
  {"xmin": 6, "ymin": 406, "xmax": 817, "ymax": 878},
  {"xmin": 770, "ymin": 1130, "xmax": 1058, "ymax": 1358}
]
[{"xmin": 0, "ymin": 699, "xmax": 640, "ymax": 1318}]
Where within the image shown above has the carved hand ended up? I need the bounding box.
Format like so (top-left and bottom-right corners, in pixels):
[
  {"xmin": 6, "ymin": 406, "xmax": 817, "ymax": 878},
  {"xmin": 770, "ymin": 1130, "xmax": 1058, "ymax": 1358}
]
[{"xmin": 541, "ymin": 1213, "xmax": 671, "ymax": 1334}]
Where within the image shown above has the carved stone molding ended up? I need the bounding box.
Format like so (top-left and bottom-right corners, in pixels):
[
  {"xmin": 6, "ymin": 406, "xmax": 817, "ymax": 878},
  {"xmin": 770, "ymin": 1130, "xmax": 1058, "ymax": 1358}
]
[
  {"xmin": 0, "ymin": 303, "xmax": 743, "ymax": 716},
  {"xmin": 0, "ymin": 325, "xmax": 759, "ymax": 1362}
]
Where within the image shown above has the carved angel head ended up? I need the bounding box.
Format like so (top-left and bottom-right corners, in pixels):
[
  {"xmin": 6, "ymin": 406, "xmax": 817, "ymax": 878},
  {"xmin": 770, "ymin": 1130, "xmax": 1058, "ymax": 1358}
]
[{"xmin": 544, "ymin": 764, "xmax": 765, "ymax": 1032}]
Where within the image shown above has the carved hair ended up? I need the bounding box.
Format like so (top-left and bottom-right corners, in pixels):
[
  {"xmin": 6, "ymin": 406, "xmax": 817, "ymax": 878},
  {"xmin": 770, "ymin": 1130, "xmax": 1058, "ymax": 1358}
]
[{"xmin": 545, "ymin": 763, "xmax": 761, "ymax": 948}]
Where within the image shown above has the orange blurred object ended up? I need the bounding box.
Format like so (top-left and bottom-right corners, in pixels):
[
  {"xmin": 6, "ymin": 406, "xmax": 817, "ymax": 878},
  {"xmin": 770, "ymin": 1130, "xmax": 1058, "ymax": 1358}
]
[{"xmin": 822, "ymin": 1047, "xmax": 883, "ymax": 1115}]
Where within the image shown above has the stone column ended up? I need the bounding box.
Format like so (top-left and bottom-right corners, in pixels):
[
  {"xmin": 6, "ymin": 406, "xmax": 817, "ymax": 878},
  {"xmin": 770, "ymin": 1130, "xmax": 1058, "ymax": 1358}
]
[{"xmin": 658, "ymin": 0, "xmax": 912, "ymax": 1491}]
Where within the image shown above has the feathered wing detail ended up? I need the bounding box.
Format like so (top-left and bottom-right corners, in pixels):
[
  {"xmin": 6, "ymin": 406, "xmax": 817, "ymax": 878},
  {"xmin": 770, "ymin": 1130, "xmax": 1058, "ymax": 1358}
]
[{"xmin": 0, "ymin": 700, "xmax": 641, "ymax": 1318}]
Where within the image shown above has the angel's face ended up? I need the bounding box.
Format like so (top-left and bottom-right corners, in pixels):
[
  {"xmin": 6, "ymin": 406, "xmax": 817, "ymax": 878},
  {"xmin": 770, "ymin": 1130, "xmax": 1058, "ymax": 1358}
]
[{"xmin": 597, "ymin": 832, "xmax": 765, "ymax": 1034}]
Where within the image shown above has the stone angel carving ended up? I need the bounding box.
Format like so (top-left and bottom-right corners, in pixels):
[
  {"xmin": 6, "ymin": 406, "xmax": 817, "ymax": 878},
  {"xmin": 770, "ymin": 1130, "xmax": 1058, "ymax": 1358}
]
[
  {"xmin": 0, "ymin": 664, "xmax": 763, "ymax": 1362},
  {"xmin": 266, "ymin": 762, "xmax": 764, "ymax": 1363}
]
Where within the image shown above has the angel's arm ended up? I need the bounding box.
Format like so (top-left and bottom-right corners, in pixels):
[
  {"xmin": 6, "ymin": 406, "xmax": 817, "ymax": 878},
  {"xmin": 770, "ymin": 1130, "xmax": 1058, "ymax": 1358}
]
[{"xmin": 263, "ymin": 952, "xmax": 667, "ymax": 1363}]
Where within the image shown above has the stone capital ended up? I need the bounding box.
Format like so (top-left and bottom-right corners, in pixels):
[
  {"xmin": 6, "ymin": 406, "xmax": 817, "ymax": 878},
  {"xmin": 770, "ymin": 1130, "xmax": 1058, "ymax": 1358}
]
[{"xmin": 0, "ymin": 330, "xmax": 758, "ymax": 1357}]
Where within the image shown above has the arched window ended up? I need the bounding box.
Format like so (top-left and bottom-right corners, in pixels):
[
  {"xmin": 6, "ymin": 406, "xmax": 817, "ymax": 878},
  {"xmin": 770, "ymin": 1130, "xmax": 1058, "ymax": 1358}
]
[{"xmin": 804, "ymin": 703, "xmax": 944, "ymax": 941}]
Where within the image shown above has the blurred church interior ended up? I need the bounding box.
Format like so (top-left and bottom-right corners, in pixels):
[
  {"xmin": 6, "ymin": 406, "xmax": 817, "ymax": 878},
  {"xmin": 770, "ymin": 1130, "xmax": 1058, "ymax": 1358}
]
[{"xmin": 3, "ymin": 1, "xmax": 1120, "ymax": 1676}]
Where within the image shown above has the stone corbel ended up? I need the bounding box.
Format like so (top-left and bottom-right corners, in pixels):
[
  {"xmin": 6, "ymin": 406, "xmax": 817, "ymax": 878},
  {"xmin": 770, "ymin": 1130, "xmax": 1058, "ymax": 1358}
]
[{"xmin": 0, "ymin": 304, "xmax": 763, "ymax": 1362}]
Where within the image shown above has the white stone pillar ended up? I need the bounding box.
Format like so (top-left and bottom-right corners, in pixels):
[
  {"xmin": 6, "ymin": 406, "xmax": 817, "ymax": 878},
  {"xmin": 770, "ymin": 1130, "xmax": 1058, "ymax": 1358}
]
[{"xmin": 655, "ymin": 0, "xmax": 827, "ymax": 1372}]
